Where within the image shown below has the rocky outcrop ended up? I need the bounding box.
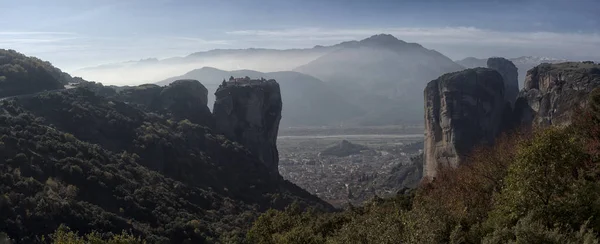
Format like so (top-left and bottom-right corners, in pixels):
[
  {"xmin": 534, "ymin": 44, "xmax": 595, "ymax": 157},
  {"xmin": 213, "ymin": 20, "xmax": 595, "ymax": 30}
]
[
  {"xmin": 117, "ymin": 84, "xmax": 163, "ymax": 106},
  {"xmin": 456, "ymin": 56, "xmax": 569, "ymax": 88},
  {"xmin": 159, "ymin": 79, "xmax": 212, "ymax": 126},
  {"xmin": 422, "ymin": 61, "xmax": 600, "ymax": 179},
  {"xmin": 213, "ymin": 77, "xmax": 282, "ymax": 174},
  {"xmin": 487, "ymin": 57, "xmax": 519, "ymax": 105},
  {"xmin": 514, "ymin": 62, "xmax": 600, "ymax": 127},
  {"xmin": 423, "ymin": 68, "xmax": 505, "ymax": 178},
  {"xmin": 116, "ymin": 80, "xmax": 213, "ymax": 126}
]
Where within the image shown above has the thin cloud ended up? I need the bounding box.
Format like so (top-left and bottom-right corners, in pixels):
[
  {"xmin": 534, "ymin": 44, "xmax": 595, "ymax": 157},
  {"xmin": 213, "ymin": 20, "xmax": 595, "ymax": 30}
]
[
  {"xmin": 0, "ymin": 31, "xmax": 76, "ymax": 36},
  {"xmin": 0, "ymin": 32, "xmax": 79, "ymax": 44}
]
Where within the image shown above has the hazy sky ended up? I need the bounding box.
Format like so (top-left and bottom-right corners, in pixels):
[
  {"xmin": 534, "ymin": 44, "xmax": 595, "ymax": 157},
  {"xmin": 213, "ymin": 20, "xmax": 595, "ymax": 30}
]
[{"xmin": 1, "ymin": 0, "xmax": 599, "ymax": 71}]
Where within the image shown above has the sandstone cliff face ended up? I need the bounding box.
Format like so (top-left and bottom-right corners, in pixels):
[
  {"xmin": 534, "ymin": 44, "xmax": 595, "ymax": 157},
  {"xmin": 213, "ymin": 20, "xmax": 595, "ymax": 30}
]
[
  {"xmin": 487, "ymin": 57, "xmax": 519, "ymax": 105},
  {"xmin": 213, "ymin": 78, "xmax": 282, "ymax": 174},
  {"xmin": 514, "ymin": 62, "xmax": 600, "ymax": 127},
  {"xmin": 424, "ymin": 68, "xmax": 505, "ymax": 178}
]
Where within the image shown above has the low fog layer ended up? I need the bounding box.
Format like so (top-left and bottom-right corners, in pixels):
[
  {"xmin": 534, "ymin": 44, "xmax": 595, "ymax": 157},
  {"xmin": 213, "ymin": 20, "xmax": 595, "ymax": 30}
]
[{"xmin": 72, "ymin": 49, "xmax": 329, "ymax": 85}]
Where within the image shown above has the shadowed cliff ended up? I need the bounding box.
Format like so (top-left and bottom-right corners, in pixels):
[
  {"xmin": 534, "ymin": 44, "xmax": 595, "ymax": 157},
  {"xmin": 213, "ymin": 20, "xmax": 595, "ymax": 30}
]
[
  {"xmin": 213, "ymin": 77, "xmax": 282, "ymax": 175},
  {"xmin": 423, "ymin": 68, "xmax": 505, "ymax": 178}
]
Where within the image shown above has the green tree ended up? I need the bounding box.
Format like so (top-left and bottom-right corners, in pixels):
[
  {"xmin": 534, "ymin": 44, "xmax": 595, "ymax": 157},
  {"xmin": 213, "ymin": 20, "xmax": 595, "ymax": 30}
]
[
  {"xmin": 48, "ymin": 225, "xmax": 144, "ymax": 244},
  {"xmin": 488, "ymin": 127, "xmax": 598, "ymax": 231}
]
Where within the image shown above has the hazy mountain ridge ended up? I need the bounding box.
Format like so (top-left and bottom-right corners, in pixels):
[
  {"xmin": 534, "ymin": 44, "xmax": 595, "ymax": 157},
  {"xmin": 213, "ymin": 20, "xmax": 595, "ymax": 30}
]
[
  {"xmin": 293, "ymin": 34, "xmax": 465, "ymax": 125},
  {"xmin": 73, "ymin": 46, "xmax": 339, "ymax": 85},
  {"xmin": 146, "ymin": 34, "xmax": 465, "ymax": 126},
  {"xmin": 72, "ymin": 34, "xmax": 463, "ymax": 98}
]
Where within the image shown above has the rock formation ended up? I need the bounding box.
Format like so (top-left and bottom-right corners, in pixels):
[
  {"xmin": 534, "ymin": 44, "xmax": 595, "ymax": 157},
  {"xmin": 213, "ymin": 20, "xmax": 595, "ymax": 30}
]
[
  {"xmin": 159, "ymin": 79, "xmax": 212, "ymax": 126},
  {"xmin": 116, "ymin": 80, "xmax": 213, "ymax": 127},
  {"xmin": 213, "ymin": 77, "xmax": 282, "ymax": 174},
  {"xmin": 321, "ymin": 140, "xmax": 370, "ymax": 157},
  {"xmin": 423, "ymin": 61, "xmax": 600, "ymax": 179},
  {"xmin": 117, "ymin": 84, "xmax": 163, "ymax": 107},
  {"xmin": 487, "ymin": 57, "xmax": 519, "ymax": 105},
  {"xmin": 456, "ymin": 56, "xmax": 569, "ymax": 88},
  {"xmin": 423, "ymin": 68, "xmax": 505, "ymax": 178},
  {"xmin": 514, "ymin": 62, "xmax": 600, "ymax": 127}
]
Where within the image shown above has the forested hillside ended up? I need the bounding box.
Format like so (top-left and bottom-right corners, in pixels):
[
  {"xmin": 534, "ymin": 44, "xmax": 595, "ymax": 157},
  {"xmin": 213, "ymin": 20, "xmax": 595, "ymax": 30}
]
[
  {"xmin": 247, "ymin": 89, "xmax": 600, "ymax": 243},
  {"xmin": 0, "ymin": 86, "xmax": 330, "ymax": 243},
  {"xmin": 0, "ymin": 49, "xmax": 87, "ymax": 98}
]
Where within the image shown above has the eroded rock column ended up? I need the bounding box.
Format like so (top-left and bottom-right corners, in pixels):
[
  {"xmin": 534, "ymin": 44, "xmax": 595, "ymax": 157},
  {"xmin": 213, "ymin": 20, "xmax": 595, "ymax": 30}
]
[
  {"xmin": 423, "ymin": 68, "xmax": 505, "ymax": 178},
  {"xmin": 213, "ymin": 78, "xmax": 283, "ymax": 175}
]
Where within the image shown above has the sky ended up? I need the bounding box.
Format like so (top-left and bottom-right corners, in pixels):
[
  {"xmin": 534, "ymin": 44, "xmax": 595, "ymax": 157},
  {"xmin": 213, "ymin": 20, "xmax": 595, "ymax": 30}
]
[{"xmin": 1, "ymin": 0, "xmax": 599, "ymax": 71}]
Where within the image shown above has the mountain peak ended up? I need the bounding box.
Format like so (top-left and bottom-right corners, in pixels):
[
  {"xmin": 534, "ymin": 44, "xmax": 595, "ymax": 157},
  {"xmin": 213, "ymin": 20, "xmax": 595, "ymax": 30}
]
[
  {"xmin": 360, "ymin": 34, "xmax": 405, "ymax": 45},
  {"xmin": 197, "ymin": 66, "xmax": 224, "ymax": 71}
]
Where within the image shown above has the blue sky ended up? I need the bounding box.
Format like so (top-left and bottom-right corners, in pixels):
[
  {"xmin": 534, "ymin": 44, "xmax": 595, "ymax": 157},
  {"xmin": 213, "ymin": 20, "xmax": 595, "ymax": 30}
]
[{"xmin": 1, "ymin": 0, "xmax": 599, "ymax": 71}]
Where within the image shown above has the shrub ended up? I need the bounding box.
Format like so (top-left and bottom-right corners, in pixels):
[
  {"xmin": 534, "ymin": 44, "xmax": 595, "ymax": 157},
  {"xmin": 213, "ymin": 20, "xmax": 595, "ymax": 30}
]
[{"xmin": 48, "ymin": 225, "xmax": 144, "ymax": 244}]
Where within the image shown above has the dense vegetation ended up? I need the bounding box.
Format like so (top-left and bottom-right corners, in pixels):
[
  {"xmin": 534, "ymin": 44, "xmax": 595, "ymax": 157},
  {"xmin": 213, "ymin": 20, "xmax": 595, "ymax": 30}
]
[
  {"xmin": 0, "ymin": 49, "xmax": 64, "ymax": 97},
  {"xmin": 0, "ymin": 49, "xmax": 87, "ymax": 98},
  {"xmin": 0, "ymin": 88, "xmax": 329, "ymax": 243},
  {"xmin": 247, "ymin": 90, "xmax": 600, "ymax": 243}
]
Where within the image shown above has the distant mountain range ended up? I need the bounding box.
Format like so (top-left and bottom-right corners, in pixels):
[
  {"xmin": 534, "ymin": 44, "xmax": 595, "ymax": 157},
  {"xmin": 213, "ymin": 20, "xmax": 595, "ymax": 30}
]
[
  {"xmin": 75, "ymin": 34, "xmax": 575, "ymax": 126},
  {"xmin": 292, "ymin": 34, "xmax": 464, "ymax": 125},
  {"xmin": 73, "ymin": 46, "xmax": 335, "ymax": 85},
  {"xmin": 150, "ymin": 34, "xmax": 464, "ymax": 126},
  {"xmin": 455, "ymin": 56, "xmax": 570, "ymax": 88}
]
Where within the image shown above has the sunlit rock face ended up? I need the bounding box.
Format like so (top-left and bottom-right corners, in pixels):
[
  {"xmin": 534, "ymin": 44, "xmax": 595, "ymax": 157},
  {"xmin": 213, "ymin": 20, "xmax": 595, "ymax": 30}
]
[
  {"xmin": 213, "ymin": 77, "xmax": 283, "ymax": 175},
  {"xmin": 514, "ymin": 62, "xmax": 600, "ymax": 127},
  {"xmin": 487, "ymin": 57, "xmax": 519, "ymax": 105},
  {"xmin": 423, "ymin": 68, "xmax": 505, "ymax": 178}
]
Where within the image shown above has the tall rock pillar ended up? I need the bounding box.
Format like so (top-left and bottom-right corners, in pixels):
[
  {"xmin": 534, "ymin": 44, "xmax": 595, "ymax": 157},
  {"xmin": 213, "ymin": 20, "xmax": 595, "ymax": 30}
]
[
  {"xmin": 213, "ymin": 78, "xmax": 283, "ymax": 175},
  {"xmin": 423, "ymin": 68, "xmax": 505, "ymax": 178},
  {"xmin": 487, "ymin": 57, "xmax": 519, "ymax": 105}
]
